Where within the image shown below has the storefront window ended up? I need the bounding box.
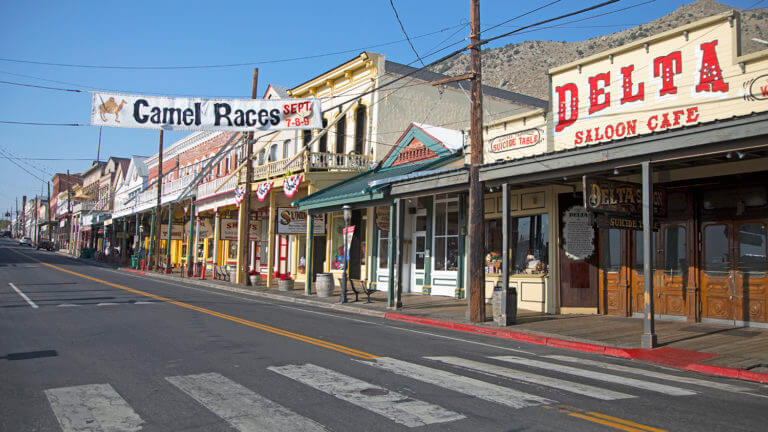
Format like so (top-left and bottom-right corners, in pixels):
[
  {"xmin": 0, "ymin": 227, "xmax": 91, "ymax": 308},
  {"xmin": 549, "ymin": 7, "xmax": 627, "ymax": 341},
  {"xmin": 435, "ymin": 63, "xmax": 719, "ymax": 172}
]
[
  {"xmin": 634, "ymin": 230, "xmax": 657, "ymax": 271},
  {"xmin": 227, "ymin": 241, "xmax": 237, "ymax": 260},
  {"xmin": 378, "ymin": 227, "xmax": 389, "ymax": 269},
  {"xmin": 601, "ymin": 229, "xmax": 621, "ymax": 272},
  {"xmin": 206, "ymin": 238, "xmax": 213, "ymax": 260},
  {"xmin": 664, "ymin": 226, "xmax": 686, "ymax": 274},
  {"xmin": 739, "ymin": 223, "xmax": 766, "ymax": 274},
  {"xmin": 434, "ymin": 198, "xmax": 459, "ymax": 271},
  {"xmin": 331, "ymin": 214, "xmax": 345, "ymax": 270},
  {"xmin": 485, "ymin": 218, "xmax": 502, "ymax": 274},
  {"xmin": 511, "ymin": 214, "xmax": 548, "ymax": 274},
  {"xmin": 704, "ymin": 224, "xmax": 729, "ymax": 273},
  {"xmin": 297, "ymin": 236, "xmax": 306, "ymax": 274}
]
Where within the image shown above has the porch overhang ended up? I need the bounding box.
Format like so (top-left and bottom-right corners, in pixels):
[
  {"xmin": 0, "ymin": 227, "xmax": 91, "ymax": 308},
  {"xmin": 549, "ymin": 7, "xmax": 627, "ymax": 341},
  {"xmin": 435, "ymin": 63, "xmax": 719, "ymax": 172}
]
[
  {"xmin": 293, "ymin": 154, "xmax": 463, "ymax": 215},
  {"xmin": 480, "ymin": 112, "xmax": 768, "ymax": 187}
]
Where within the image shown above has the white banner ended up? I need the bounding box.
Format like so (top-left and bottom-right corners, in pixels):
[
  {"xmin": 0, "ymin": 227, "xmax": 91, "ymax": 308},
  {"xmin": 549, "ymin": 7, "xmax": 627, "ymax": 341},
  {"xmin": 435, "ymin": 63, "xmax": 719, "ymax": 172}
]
[
  {"xmin": 91, "ymin": 92, "xmax": 321, "ymax": 131},
  {"xmin": 276, "ymin": 208, "xmax": 326, "ymax": 234}
]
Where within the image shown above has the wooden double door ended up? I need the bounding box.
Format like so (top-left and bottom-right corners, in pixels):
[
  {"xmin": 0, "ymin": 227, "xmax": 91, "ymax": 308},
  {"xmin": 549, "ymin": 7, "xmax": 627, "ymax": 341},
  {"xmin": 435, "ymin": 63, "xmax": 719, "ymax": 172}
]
[
  {"xmin": 701, "ymin": 220, "xmax": 768, "ymax": 324},
  {"xmin": 599, "ymin": 223, "xmax": 690, "ymax": 318}
]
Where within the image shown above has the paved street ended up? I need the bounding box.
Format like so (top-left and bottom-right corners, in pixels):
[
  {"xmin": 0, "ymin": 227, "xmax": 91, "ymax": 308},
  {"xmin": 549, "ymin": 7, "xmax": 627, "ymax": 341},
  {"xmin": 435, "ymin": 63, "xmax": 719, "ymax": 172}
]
[{"xmin": 2, "ymin": 238, "xmax": 767, "ymax": 432}]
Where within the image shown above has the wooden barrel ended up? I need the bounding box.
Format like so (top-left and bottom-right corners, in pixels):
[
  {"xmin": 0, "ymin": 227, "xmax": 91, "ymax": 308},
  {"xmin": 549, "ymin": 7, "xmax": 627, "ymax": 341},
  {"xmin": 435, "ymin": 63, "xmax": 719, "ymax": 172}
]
[{"xmin": 316, "ymin": 273, "xmax": 334, "ymax": 297}]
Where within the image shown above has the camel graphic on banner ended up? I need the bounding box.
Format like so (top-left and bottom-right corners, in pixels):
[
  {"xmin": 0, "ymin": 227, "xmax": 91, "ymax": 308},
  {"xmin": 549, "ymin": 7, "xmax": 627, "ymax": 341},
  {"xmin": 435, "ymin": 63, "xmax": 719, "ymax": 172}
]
[{"xmin": 99, "ymin": 97, "xmax": 128, "ymax": 123}]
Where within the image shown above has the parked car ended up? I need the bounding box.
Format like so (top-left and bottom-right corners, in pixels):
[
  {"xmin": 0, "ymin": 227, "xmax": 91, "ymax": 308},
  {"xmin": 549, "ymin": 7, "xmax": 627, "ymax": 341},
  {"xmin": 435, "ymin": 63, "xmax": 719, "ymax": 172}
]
[
  {"xmin": 19, "ymin": 236, "xmax": 33, "ymax": 246},
  {"xmin": 1, "ymin": 230, "xmax": 11, "ymax": 237},
  {"xmin": 37, "ymin": 239, "xmax": 55, "ymax": 251}
]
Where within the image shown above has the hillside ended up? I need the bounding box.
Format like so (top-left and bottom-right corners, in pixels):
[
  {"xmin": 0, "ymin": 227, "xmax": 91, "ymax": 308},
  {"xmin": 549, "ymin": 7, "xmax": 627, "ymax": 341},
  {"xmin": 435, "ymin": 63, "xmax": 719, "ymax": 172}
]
[{"xmin": 430, "ymin": 0, "xmax": 768, "ymax": 100}]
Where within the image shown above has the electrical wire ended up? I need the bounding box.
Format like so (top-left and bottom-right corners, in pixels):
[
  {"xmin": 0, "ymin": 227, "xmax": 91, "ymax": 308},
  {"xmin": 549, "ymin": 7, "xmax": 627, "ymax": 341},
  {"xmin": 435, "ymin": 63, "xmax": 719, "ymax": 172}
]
[
  {"xmin": 482, "ymin": 0, "xmax": 562, "ymax": 34},
  {"xmin": 389, "ymin": 0, "xmax": 425, "ymax": 66},
  {"xmin": 0, "ymin": 23, "xmax": 467, "ymax": 71},
  {"xmin": 0, "ymin": 80, "xmax": 83, "ymax": 92},
  {"xmin": 0, "ymin": 148, "xmax": 49, "ymax": 183}
]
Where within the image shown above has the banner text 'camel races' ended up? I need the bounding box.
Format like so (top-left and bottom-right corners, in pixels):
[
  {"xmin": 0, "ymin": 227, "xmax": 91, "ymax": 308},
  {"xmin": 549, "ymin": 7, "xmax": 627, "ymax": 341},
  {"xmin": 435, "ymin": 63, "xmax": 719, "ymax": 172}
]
[{"xmin": 91, "ymin": 92, "xmax": 322, "ymax": 131}]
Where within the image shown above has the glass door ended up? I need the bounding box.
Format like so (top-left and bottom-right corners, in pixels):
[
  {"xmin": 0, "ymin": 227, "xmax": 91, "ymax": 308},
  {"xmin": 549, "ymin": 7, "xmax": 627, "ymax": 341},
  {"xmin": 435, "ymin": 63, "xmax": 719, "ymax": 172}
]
[{"xmin": 411, "ymin": 211, "xmax": 426, "ymax": 293}]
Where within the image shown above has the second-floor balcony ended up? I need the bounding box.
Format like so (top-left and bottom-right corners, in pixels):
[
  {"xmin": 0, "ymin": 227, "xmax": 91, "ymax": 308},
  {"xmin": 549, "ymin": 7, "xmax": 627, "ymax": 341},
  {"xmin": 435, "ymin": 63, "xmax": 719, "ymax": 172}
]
[{"xmin": 251, "ymin": 151, "xmax": 372, "ymax": 182}]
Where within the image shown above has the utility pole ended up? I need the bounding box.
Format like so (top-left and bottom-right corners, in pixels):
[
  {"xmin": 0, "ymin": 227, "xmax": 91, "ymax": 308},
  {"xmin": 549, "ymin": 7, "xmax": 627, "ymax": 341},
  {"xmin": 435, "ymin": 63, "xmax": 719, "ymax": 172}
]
[
  {"xmin": 21, "ymin": 195, "xmax": 26, "ymax": 237},
  {"xmin": 237, "ymin": 68, "xmax": 258, "ymax": 286},
  {"xmin": 96, "ymin": 127, "xmax": 102, "ymax": 163},
  {"xmin": 468, "ymin": 0, "xmax": 486, "ymax": 322},
  {"xmin": 47, "ymin": 182, "xmax": 51, "ymax": 242},
  {"xmin": 15, "ymin": 197, "xmax": 18, "ymax": 237},
  {"xmin": 150, "ymin": 130, "xmax": 164, "ymax": 268},
  {"xmin": 67, "ymin": 170, "xmax": 72, "ymax": 252}
]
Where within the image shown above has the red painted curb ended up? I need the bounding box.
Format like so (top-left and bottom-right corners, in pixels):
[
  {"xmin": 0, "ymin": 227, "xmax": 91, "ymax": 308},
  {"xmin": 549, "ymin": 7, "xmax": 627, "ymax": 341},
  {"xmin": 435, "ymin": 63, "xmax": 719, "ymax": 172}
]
[
  {"xmin": 384, "ymin": 312, "xmax": 768, "ymax": 384},
  {"xmin": 118, "ymin": 268, "xmax": 146, "ymax": 275},
  {"xmin": 686, "ymin": 363, "xmax": 768, "ymax": 384}
]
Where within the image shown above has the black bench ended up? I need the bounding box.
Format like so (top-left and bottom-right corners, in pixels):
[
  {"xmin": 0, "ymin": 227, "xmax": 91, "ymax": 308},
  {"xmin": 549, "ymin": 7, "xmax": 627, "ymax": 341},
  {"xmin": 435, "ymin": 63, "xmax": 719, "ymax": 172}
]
[{"xmin": 338, "ymin": 278, "xmax": 376, "ymax": 303}]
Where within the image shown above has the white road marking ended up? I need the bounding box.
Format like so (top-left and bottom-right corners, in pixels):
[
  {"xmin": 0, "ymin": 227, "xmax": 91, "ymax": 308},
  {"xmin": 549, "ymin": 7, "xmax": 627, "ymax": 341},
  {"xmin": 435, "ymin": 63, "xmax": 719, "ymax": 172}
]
[
  {"xmin": 361, "ymin": 357, "xmax": 553, "ymax": 409},
  {"xmin": 96, "ymin": 303, "xmax": 120, "ymax": 306},
  {"xmin": 9, "ymin": 282, "xmax": 38, "ymax": 309},
  {"xmin": 44, "ymin": 383, "xmax": 144, "ymax": 432},
  {"xmin": 57, "ymin": 304, "xmax": 81, "ymax": 307},
  {"xmin": 134, "ymin": 301, "xmax": 158, "ymax": 305},
  {"xmin": 492, "ymin": 356, "xmax": 697, "ymax": 396},
  {"xmin": 426, "ymin": 356, "xmax": 635, "ymax": 400},
  {"xmin": 269, "ymin": 363, "xmax": 465, "ymax": 427},
  {"xmin": 545, "ymin": 355, "xmax": 750, "ymax": 392},
  {"xmin": 167, "ymin": 372, "xmax": 326, "ymax": 432}
]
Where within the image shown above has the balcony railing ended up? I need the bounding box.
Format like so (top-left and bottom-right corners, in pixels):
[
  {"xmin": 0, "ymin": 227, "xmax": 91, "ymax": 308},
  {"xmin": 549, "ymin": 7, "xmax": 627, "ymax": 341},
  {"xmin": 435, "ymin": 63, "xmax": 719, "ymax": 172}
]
[
  {"xmin": 251, "ymin": 151, "xmax": 372, "ymax": 182},
  {"xmin": 197, "ymin": 175, "xmax": 237, "ymax": 200}
]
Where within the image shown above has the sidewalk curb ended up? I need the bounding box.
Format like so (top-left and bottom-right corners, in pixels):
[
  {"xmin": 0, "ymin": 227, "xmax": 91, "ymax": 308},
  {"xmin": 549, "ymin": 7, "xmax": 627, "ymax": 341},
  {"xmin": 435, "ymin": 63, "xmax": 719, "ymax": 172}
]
[{"xmin": 384, "ymin": 312, "xmax": 768, "ymax": 384}]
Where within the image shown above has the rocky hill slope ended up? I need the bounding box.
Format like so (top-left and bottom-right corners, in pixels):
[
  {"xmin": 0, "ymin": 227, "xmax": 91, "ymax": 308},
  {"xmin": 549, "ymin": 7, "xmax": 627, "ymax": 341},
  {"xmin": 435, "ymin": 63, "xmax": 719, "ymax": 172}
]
[{"xmin": 431, "ymin": 0, "xmax": 768, "ymax": 100}]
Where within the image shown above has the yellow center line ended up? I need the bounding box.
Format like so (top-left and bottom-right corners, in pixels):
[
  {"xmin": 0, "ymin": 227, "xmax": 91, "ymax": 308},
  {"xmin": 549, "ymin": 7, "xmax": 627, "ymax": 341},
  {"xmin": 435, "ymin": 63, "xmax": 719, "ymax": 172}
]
[
  {"xmin": 556, "ymin": 405, "xmax": 669, "ymax": 432},
  {"xmin": 6, "ymin": 248, "xmax": 378, "ymax": 360},
  {"xmin": 585, "ymin": 411, "xmax": 668, "ymax": 432},
  {"xmin": 569, "ymin": 413, "xmax": 650, "ymax": 432}
]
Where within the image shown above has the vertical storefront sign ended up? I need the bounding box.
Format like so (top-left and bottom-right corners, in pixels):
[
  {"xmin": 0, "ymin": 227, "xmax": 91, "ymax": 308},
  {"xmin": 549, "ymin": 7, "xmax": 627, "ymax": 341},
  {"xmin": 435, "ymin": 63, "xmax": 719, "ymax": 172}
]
[{"xmin": 562, "ymin": 205, "xmax": 594, "ymax": 260}]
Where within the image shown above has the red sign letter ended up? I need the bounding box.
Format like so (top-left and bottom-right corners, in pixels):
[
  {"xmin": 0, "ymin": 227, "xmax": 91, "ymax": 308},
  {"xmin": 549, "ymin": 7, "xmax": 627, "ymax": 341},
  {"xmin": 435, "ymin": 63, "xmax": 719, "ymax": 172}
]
[
  {"xmin": 653, "ymin": 51, "xmax": 682, "ymax": 96},
  {"xmin": 620, "ymin": 65, "xmax": 644, "ymax": 104},
  {"xmin": 555, "ymin": 83, "xmax": 578, "ymax": 132},
  {"xmin": 588, "ymin": 72, "xmax": 610, "ymax": 114},
  {"xmin": 695, "ymin": 40, "xmax": 729, "ymax": 93}
]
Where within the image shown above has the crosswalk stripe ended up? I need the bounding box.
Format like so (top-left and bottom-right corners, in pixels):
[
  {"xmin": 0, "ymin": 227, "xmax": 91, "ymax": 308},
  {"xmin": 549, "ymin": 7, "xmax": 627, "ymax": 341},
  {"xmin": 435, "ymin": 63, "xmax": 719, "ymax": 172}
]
[
  {"xmin": 426, "ymin": 356, "xmax": 635, "ymax": 400},
  {"xmin": 362, "ymin": 357, "xmax": 553, "ymax": 409},
  {"xmin": 545, "ymin": 355, "xmax": 749, "ymax": 392},
  {"xmin": 492, "ymin": 356, "xmax": 696, "ymax": 396},
  {"xmin": 166, "ymin": 372, "xmax": 326, "ymax": 432},
  {"xmin": 269, "ymin": 363, "xmax": 465, "ymax": 427},
  {"xmin": 44, "ymin": 383, "xmax": 144, "ymax": 432}
]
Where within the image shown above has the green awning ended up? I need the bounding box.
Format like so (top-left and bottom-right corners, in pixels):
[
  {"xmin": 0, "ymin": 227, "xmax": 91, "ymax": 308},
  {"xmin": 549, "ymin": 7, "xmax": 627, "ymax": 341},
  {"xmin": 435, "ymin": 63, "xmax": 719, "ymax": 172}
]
[{"xmin": 293, "ymin": 154, "xmax": 462, "ymax": 213}]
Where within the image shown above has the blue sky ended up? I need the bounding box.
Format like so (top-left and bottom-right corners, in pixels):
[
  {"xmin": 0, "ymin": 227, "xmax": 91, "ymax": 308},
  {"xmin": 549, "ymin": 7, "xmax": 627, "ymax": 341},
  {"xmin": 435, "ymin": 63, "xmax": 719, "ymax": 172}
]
[{"xmin": 0, "ymin": 0, "xmax": 763, "ymax": 216}]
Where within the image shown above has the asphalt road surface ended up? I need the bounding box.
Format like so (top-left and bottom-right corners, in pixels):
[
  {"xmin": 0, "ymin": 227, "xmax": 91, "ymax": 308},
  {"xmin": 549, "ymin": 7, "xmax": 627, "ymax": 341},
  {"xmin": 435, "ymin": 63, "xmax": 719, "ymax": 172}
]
[{"xmin": 1, "ymin": 238, "xmax": 767, "ymax": 431}]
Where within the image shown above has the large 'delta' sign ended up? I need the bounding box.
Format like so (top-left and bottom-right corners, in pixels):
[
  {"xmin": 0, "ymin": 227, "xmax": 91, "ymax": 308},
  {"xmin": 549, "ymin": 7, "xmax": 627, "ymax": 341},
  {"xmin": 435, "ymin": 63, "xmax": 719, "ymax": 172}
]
[
  {"xmin": 550, "ymin": 12, "xmax": 768, "ymax": 151},
  {"xmin": 91, "ymin": 92, "xmax": 322, "ymax": 131}
]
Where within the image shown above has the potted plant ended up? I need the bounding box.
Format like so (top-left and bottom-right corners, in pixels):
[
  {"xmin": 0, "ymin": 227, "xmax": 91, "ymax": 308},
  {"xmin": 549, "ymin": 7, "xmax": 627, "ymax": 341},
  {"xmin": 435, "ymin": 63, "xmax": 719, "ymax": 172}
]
[
  {"xmin": 277, "ymin": 274, "xmax": 294, "ymax": 291},
  {"xmin": 248, "ymin": 269, "xmax": 261, "ymax": 286}
]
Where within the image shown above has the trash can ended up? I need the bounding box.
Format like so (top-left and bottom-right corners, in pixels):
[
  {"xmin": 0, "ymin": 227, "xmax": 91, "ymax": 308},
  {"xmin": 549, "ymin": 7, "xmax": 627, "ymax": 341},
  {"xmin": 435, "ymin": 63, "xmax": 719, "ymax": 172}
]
[
  {"xmin": 130, "ymin": 255, "xmax": 138, "ymax": 269},
  {"xmin": 316, "ymin": 273, "xmax": 334, "ymax": 297},
  {"xmin": 492, "ymin": 283, "xmax": 517, "ymax": 326}
]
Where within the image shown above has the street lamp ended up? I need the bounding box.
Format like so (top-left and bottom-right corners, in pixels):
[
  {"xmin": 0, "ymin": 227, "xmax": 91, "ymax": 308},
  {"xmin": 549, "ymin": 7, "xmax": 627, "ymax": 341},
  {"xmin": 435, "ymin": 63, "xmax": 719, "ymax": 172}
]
[{"xmin": 340, "ymin": 205, "xmax": 352, "ymax": 304}]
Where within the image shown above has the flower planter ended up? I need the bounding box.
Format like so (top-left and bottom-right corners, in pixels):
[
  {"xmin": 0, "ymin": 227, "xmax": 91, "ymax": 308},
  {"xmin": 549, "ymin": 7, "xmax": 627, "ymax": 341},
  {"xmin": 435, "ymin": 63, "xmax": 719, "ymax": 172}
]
[{"xmin": 277, "ymin": 278, "xmax": 294, "ymax": 291}]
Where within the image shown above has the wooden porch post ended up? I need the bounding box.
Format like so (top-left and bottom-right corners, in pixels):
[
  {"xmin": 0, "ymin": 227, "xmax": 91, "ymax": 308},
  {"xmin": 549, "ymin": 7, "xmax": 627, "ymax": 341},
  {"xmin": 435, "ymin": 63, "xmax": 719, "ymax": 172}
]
[{"xmin": 305, "ymin": 210, "xmax": 314, "ymax": 295}]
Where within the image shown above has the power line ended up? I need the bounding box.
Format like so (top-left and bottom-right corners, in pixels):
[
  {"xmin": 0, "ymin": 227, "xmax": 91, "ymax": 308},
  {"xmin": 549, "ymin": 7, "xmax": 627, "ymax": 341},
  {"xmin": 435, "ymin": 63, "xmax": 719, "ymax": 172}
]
[
  {"xmin": 0, "ymin": 120, "xmax": 86, "ymax": 126},
  {"xmin": 0, "ymin": 80, "xmax": 84, "ymax": 92},
  {"xmin": 0, "ymin": 148, "xmax": 48, "ymax": 183},
  {"xmin": 389, "ymin": 0, "xmax": 425, "ymax": 66},
  {"xmin": 482, "ymin": 0, "xmax": 562, "ymax": 34},
  {"xmin": 480, "ymin": 0, "xmax": 621, "ymax": 47},
  {"xmin": 0, "ymin": 23, "xmax": 466, "ymax": 71}
]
